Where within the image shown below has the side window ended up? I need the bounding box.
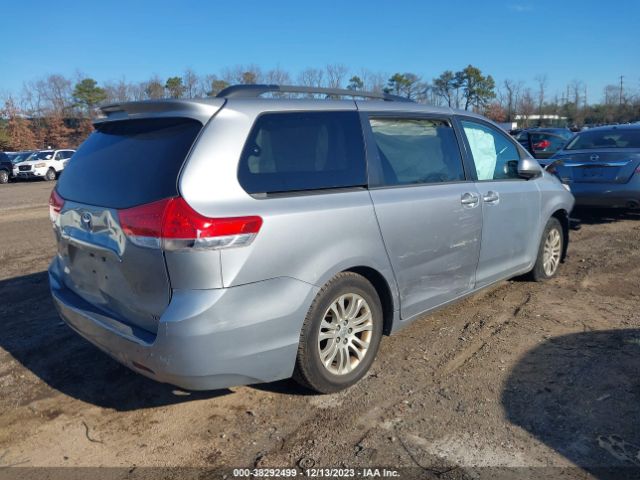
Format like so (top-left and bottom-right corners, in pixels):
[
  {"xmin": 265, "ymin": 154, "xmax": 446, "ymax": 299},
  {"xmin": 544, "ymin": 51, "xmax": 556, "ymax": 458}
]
[
  {"xmin": 238, "ymin": 111, "xmax": 366, "ymax": 194},
  {"xmin": 368, "ymin": 118, "xmax": 465, "ymax": 186},
  {"xmin": 461, "ymin": 120, "xmax": 521, "ymax": 180},
  {"xmin": 530, "ymin": 133, "xmax": 566, "ymax": 154},
  {"xmin": 54, "ymin": 152, "xmax": 63, "ymax": 160}
]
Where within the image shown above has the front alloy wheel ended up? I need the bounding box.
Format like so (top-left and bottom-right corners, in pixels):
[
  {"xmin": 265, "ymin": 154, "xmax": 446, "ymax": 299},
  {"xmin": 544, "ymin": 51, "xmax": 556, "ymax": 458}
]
[
  {"xmin": 530, "ymin": 217, "xmax": 564, "ymax": 281},
  {"xmin": 542, "ymin": 227, "xmax": 562, "ymax": 276}
]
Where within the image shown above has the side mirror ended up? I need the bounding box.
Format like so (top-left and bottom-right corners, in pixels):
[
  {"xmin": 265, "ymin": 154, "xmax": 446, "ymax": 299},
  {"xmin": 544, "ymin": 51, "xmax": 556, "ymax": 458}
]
[
  {"xmin": 517, "ymin": 157, "xmax": 543, "ymax": 179},
  {"xmin": 544, "ymin": 158, "xmax": 564, "ymax": 172}
]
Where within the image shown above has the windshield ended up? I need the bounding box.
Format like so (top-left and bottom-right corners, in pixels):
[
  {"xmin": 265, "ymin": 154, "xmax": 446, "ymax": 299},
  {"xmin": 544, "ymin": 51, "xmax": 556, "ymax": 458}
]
[
  {"xmin": 557, "ymin": 131, "xmax": 574, "ymax": 140},
  {"xmin": 11, "ymin": 152, "xmax": 34, "ymax": 163},
  {"xmin": 565, "ymin": 129, "xmax": 640, "ymax": 150},
  {"xmin": 32, "ymin": 151, "xmax": 55, "ymax": 160}
]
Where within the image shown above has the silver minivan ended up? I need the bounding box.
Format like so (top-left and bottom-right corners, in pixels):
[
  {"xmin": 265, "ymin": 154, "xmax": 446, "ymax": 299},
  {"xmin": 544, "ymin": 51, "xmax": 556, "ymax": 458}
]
[{"xmin": 48, "ymin": 85, "xmax": 574, "ymax": 393}]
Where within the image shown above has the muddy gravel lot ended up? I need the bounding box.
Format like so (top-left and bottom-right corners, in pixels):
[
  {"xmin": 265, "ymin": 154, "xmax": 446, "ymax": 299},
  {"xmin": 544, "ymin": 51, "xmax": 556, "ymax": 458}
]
[{"xmin": 0, "ymin": 181, "xmax": 639, "ymax": 479}]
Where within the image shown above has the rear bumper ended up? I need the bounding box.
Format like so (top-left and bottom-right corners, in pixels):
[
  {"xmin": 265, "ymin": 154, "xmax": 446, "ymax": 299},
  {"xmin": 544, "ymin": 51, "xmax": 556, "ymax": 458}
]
[
  {"xmin": 570, "ymin": 180, "xmax": 640, "ymax": 208},
  {"xmin": 49, "ymin": 257, "xmax": 318, "ymax": 390}
]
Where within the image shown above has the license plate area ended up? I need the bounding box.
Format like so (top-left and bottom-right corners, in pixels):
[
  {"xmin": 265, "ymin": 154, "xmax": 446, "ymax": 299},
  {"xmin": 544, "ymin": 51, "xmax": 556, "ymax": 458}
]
[
  {"xmin": 65, "ymin": 243, "xmax": 114, "ymax": 302},
  {"xmin": 580, "ymin": 167, "xmax": 605, "ymax": 178}
]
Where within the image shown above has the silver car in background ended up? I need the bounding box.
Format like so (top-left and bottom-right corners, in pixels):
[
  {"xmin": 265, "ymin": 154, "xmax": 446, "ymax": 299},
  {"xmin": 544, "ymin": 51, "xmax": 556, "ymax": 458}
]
[{"xmin": 48, "ymin": 85, "xmax": 574, "ymax": 393}]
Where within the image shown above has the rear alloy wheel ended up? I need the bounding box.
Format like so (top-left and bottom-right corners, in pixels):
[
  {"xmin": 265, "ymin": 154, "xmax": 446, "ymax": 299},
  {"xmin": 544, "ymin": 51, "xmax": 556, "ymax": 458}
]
[
  {"xmin": 44, "ymin": 168, "xmax": 56, "ymax": 181},
  {"xmin": 0, "ymin": 170, "xmax": 8, "ymax": 184},
  {"xmin": 530, "ymin": 217, "xmax": 563, "ymax": 281},
  {"xmin": 318, "ymin": 293, "xmax": 373, "ymax": 376},
  {"xmin": 294, "ymin": 272, "xmax": 383, "ymax": 393}
]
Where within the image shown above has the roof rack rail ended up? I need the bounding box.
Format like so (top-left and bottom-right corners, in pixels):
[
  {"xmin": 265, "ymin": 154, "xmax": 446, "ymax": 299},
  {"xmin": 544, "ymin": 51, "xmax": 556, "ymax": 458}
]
[{"xmin": 216, "ymin": 84, "xmax": 414, "ymax": 102}]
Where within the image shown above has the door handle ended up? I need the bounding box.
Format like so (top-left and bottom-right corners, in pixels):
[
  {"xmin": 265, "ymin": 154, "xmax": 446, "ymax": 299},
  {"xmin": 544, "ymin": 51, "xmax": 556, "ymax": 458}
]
[
  {"xmin": 461, "ymin": 192, "xmax": 480, "ymax": 207},
  {"xmin": 483, "ymin": 191, "xmax": 500, "ymax": 205}
]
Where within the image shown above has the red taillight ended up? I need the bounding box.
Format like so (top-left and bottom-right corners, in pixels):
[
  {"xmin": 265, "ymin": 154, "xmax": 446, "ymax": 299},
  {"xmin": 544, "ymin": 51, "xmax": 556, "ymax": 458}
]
[
  {"xmin": 533, "ymin": 139, "xmax": 551, "ymax": 150},
  {"xmin": 49, "ymin": 189, "xmax": 65, "ymax": 222},
  {"xmin": 118, "ymin": 197, "xmax": 262, "ymax": 251},
  {"xmin": 118, "ymin": 197, "xmax": 168, "ymax": 238}
]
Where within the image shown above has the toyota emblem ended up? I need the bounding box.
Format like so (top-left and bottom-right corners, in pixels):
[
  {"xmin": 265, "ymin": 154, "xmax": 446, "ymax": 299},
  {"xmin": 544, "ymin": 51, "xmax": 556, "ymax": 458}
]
[{"xmin": 81, "ymin": 212, "xmax": 92, "ymax": 228}]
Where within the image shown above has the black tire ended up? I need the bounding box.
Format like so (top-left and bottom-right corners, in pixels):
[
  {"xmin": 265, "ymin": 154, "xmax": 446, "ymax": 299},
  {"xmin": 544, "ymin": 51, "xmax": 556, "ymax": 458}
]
[
  {"xmin": 44, "ymin": 168, "xmax": 56, "ymax": 181},
  {"xmin": 0, "ymin": 170, "xmax": 8, "ymax": 184},
  {"xmin": 293, "ymin": 272, "xmax": 383, "ymax": 393},
  {"xmin": 530, "ymin": 217, "xmax": 564, "ymax": 282}
]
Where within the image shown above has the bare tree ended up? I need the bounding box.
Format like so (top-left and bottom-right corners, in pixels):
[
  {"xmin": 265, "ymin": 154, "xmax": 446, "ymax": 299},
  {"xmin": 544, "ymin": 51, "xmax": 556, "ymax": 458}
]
[
  {"xmin": 22, "ymin": 74, "xmax": 73, "ymax": 115},
  {"xmin": 129, "ymin": 82, "xmax": 147, "ymax": 101},
  {"xmin": 518, "ymin": 88, "xmax": 536, "ymax": 127},
  {"xmin": 297, "ymin": 68, "xmax": 324, "ymax": 90},
  {"xmin": 502, "ymin": 79, "xmax": 522, "ymax": 122},
  {"xmin": 361, "ymin": 70, "xmax": 388, "ymax": 93},
  {"xmin": 183, "ymin": 69, "xmax": 199, "ymax": 98},
  {"xmin": 264, "ymin": 67, "xmax": 291, "ymax": 85},
  {"xmin": 104, "ymin": 78, "xmax": 131, "ymax": 103},
  {"xmin": 534, "ymin": 74, "xmax": 547, "ymax": 120},
  {"xmin": 325, "ymin": 64, "xmax": 349, "ymax": 89},
  {"xmin": 264, "ymin": 67, "xmax": 292, "ymax": 97},
  {"xmin": 223, "ymin": 64, "xmax": 263, "ymax": 85}
]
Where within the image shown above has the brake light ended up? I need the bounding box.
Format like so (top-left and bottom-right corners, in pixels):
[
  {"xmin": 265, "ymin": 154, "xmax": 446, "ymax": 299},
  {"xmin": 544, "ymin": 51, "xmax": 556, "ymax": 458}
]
[
  {"xmin": 49, "ymin": 189, "xmax": 65, "ymax": 222},
  {"xmin": 533, "ymin": 139, "xmax": 551, "ymax": 150},
  {"xmin": 118, "ymin": 197, "xmax": 262, "ymax": 251}
]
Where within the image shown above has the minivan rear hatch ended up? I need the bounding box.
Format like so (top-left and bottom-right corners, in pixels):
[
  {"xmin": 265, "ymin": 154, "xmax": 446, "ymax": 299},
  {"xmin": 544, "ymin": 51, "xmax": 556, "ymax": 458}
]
[{"xmin": 53, "ymin": 116, "xmax": 207, "ymax": 334}]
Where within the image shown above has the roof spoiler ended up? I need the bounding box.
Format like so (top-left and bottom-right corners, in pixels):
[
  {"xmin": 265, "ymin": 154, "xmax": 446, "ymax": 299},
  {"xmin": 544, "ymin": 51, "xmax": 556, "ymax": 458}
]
[{"xmin": 96, "ymin": 98, "xmax": 225, "ymax": 124}]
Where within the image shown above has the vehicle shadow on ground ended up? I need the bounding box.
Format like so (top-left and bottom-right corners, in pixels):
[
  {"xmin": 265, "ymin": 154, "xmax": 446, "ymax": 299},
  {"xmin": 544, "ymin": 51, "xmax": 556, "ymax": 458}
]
[
  {"xmin": 0, "ymin": 271, "xmax": 231, "ymax": 411},
  {"xmin": 572, "ymin": 207, "xmax": 640, "ymax": 225},
  {"xmin": 502, "ymin": 329, "xmax": 640, "ymax": 479}
]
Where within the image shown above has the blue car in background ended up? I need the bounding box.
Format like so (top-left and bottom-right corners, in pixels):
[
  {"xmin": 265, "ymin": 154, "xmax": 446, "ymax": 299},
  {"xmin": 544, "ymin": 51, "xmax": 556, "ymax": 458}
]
[{"xmin": 549, "ymin": 125, "xmax": 640, "ymax": 209}]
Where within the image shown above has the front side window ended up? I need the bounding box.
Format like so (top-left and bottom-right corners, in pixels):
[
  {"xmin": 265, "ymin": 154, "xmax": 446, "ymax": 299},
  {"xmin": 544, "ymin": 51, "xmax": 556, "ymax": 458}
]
[
  {"xmin": 368, "ymin": 118, "xmax": 465, "ymax": 186},
  {"xmin": 461, "ymin": 120, "xmax": 521, "ymax": 180},
  {"xmin": 238, "ymin": 111, "xmax": 366, "ymax": 194}
]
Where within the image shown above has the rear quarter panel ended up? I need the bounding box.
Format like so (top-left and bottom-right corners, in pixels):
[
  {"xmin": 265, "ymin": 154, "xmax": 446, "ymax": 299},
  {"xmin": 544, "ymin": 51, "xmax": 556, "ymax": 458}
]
[{"xmin": 178, "ymin": 100, "xmax": 399, "ymax": 307}]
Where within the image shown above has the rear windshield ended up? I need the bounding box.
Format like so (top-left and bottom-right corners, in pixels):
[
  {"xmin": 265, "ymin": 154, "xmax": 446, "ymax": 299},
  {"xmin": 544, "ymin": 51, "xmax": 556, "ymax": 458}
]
[
  {"xmin": 565, "ymin": 129, "xmax": 640, "ymax": 150},
  {"xmin": 56, "ymin": 118, "xmax": 202, "ymax": 208},
  {"xmin": 238, "ymin": 111, "xmax": 366, "ymax": 194}
]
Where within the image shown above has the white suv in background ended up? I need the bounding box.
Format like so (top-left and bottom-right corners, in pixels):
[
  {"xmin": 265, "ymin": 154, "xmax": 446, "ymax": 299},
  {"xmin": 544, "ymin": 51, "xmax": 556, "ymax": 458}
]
[{"xmin": 15, "ymin": 149, "xmax": 75, "ymax": 181}]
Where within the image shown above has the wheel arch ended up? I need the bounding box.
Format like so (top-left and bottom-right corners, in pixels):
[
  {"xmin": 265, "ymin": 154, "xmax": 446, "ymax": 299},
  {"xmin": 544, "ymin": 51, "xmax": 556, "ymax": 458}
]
[
  {"xmin": 343, "ymin": 266, "xmax": 395, "ymax": 335},
  {"xmin": 550, "ymin": 208, "xmax": 569, "ymax": 262}
]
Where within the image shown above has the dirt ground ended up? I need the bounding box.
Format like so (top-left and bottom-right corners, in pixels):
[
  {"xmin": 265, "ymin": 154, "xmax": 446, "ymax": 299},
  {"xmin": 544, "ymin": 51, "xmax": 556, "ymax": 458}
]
[{"xmin": 0, "ymin": 181, "xmax": 639, "ymax": 479}]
